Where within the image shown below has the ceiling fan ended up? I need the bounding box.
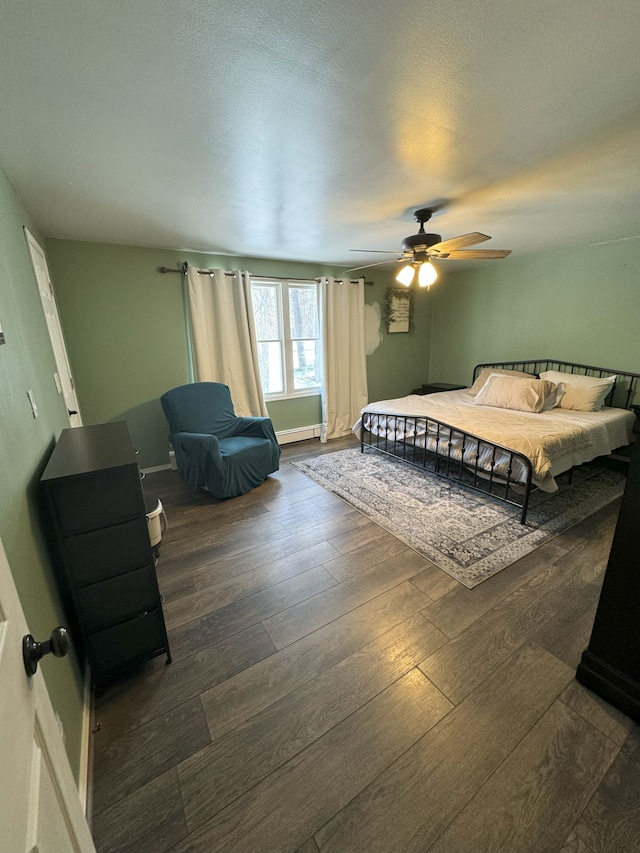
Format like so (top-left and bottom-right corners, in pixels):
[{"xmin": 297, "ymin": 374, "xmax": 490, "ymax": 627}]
[{"xmin": 345, "ymin": 208, "xmax": 512, "ymax": 288}]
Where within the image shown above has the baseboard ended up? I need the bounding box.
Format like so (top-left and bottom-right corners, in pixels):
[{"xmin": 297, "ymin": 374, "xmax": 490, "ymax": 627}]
[
  {"xmin": 140, "ymin": 463, "xmax": 172, "ymax": 474},
  {"xmin": 277, "ymin": 425, "xmax": 322, "ymax": 445}
]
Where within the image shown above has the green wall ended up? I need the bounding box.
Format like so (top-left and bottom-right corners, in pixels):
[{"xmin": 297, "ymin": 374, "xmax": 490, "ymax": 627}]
[
  {"xmin": 6, "ymin": 184, "xmax": 638, "ymax": 792},
  {"xmin": 45, "ymin": 240, "xmax": 433, "ymax": 467},
  {"xmin": 0, "ymin": 169, "xmax": 85, "ymax": 778},
  {"xmin": 428, "ymin": 238, "xmax": 640, "ymax": 386},
  {"xmin": 366, "ymin": 287, "xmax": 432, "ymax": 402},
  {"xmin": 267, "ymin": 395, "xmax": 323, "ymax": 433}
]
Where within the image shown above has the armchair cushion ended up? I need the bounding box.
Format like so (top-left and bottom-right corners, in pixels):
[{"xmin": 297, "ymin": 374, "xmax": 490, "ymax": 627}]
[{"xmin": 161, "ymin": 383, "xmax": 280, "ymax": 499}]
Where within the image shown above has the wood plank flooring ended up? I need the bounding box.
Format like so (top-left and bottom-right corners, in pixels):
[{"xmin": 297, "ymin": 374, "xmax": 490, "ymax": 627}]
[{"xmin": 90, "ymin": 435, "xmax": 640, "ymax": 853}]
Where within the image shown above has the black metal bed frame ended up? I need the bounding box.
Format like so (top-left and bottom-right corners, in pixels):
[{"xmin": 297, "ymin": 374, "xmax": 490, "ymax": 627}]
[{"xmin": 360, "ymin": 359, "xmax": 640, "ymax": 524}]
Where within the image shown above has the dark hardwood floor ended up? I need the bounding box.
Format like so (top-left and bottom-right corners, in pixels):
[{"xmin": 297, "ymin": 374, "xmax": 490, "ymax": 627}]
[{"xmin": 90, "ymin": 436, "xmax": 640, "ymax": 853}]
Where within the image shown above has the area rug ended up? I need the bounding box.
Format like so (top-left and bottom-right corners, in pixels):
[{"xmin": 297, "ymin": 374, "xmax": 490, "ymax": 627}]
[{"xmin": 291, "ymin": 448, "xmax": 625, "ymax": 588}]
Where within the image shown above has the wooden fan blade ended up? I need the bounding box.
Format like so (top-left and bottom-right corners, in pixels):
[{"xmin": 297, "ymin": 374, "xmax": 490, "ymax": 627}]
[
  {"xmin": 437, "ymin": 249, "xmax": 512, "ymax": 260},
  {"xmin": 428, "ymin": 233, "xmax": 491, "ymax": 254},
  {"xmin": 342, "ymin": 258, "xmax": 402, "ymax": 273}
]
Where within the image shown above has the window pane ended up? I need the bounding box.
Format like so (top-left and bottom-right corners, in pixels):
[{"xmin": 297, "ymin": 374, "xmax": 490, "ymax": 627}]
[
  {"xmin": 291, "ymin": 340, "xmax": 321, "ymax": 390},
  {"xmin": 289, "ymin": 286, "xmax": 318, "ymax": 339},
  {"xmin": 257, "ymin": 341, "xmax": 283, "ymax": 394},
  {"xmin": 252, "ymin": 284, "xmax": 280, "ymax": 340}
]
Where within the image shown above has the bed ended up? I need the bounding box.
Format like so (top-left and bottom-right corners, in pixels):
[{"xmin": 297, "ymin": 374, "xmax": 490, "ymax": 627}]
[{"xmin": 353, "ymin": 359, "xmax": 640, "ymax": 523}]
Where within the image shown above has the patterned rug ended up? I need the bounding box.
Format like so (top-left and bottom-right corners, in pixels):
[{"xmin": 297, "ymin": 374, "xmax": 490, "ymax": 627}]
[{"xmin": 291, "ymin": 447, "xmax": 625, "ymax": 588}]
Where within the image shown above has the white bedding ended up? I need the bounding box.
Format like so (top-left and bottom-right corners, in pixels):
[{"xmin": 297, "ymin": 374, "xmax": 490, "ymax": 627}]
[{"xmin": 353, "ymin": 389, "xmax": 635, "ymax": 492}]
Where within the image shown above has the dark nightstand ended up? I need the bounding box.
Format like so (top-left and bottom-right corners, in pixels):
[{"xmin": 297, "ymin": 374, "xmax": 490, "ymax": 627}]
[{"xmin": 411, "ymin": 382, "xmax": 466, "ymax": 395}]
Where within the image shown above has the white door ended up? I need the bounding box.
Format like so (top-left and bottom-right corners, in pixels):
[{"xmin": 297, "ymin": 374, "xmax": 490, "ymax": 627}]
[
  {"xmin": 0, "ymin": 536, "xmax": 95, "ymax": 853},
  {"xmin": 24, "ymin": 229, "xmax": 83, "ymax": 427}
]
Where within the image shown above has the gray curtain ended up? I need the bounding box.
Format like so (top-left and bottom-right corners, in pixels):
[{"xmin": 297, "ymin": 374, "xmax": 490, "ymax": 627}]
[
  {"xmin": 186, "ymin": 266, "xmax": 268, "ymax": 417},
  {"xmin": 320, "ymin": 276, "xmax": 368, "ymax": 441}
]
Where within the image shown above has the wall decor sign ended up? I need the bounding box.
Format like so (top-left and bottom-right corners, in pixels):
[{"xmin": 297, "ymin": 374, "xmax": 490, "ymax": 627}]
[{"xmin": 384, "ymin": 288, "xmax": 414, "ymax": 334}]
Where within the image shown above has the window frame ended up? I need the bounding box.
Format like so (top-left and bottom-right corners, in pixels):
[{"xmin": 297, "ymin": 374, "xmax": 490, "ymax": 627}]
[{"xmin": 251, "ymin": 278, "xmax": 322, "ymax": 402}]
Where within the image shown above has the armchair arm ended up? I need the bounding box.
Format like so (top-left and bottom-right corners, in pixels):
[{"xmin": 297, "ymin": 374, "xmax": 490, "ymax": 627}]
[
  {"xmin": 169, "ymin": 431, "xmax": 223, "ymax": 492},
  {"xmin": 235, "ymin": 417, "xmax": 278, "ymax": 441},
  {"xmin": 170, "ymin": 431, "xmax": 221, "ymax": 455}
]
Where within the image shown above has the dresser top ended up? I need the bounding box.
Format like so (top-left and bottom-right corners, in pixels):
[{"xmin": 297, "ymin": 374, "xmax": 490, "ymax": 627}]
[{"xmin": 41, "ymin": 422, "xmax": 137, "ymax": 482}]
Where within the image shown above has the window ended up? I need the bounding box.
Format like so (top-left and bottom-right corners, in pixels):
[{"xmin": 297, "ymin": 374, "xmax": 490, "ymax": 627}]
[{"xmin": 251, "ymin": 280, "xmax": 322, "ymax": 399}]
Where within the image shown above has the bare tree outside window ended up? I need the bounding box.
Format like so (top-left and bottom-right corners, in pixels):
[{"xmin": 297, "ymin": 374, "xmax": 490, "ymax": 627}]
[
  {"xmin": 251, "ymin": 283, "xmax": 283, "ymax": 394},
  {"xmin": 289, "ymin": 286, "xmax": 321, "ymax": 389},
  {"xmin": 251, "ymin": 280, "xmax": 321, "ymax": 398}
]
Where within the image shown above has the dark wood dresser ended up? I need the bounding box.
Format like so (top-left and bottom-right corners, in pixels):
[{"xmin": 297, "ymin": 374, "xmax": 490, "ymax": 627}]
[
  {"xmin": 40, "ymin": 422, "xmax": 171, "ymax": 686},
  {"xmin": 576, "ymin": 443, "xmax": 640, "ymax": 721}
]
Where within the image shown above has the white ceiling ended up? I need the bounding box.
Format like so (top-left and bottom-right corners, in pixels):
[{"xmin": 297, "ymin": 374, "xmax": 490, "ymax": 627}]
[{"xmin": 1, "ymin": 0, "xmax": 639, "ymax": 273}]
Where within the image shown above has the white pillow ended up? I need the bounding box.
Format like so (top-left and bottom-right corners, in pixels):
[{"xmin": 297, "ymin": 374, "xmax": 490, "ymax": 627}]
[
  {"xmin": 544, "ymin": 381, "xmax": 566, "ymax": 409},
  {"xmin": 468, "ymin": 367, "xmax": 535, "ymax": 395},
  {"xmin": 538, "ymin": 370, "xmax": 616, "ymax": 412},
  {"xmin": 474, "ymin": 375, "xmax": 562, "ymax": 414}
]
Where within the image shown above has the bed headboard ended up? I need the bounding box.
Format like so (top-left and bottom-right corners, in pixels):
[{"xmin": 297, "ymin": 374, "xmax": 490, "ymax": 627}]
[{"xmin": 472, "ymin": 359, "xmax": 640, "ymax": 410}]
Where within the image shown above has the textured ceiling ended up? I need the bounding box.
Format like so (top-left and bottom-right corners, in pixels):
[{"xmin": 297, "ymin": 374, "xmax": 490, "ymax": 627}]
[{"xmin": 0, "ymin": 0, "xmax": 639, "ymax": 273}]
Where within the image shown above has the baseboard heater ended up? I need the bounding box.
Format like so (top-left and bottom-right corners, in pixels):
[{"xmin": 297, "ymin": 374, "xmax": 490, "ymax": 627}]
[{"xmin": 276, "ymin": 425, "xmax": 322, "ymax": 445}]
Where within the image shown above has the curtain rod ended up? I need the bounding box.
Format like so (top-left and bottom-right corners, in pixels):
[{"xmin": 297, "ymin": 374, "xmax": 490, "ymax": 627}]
[{"xmin": 158, "ymin": 263, "xmax": 373, "ymax": 286}]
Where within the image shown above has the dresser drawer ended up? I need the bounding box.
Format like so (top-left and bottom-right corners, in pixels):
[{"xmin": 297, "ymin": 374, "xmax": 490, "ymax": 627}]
[
  {"xmin": 63, "ymin": 518, "xmax": 152, "ymax": 586},
  {"xmin": 75, "ymin": 565, "xmax": 161, "ymax": 633},
  {"xmin": 47, "ymin": 466, "xmax": 144, "ymax": 535},
  {"xmin": 87, "ymin": 608, "xmax": 168, "ymax": 676}
]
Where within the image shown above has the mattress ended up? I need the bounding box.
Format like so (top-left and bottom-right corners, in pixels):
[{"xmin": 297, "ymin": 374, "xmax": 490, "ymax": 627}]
[{"xmin": 353, "ymin": 389, "xmax": 635, "ymax": 492}]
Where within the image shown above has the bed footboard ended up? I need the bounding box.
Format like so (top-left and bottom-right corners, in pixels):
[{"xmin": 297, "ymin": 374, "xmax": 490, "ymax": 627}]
[{"xmin": 360, "ymin": 411, "xmax": 534, "ymax": 523}]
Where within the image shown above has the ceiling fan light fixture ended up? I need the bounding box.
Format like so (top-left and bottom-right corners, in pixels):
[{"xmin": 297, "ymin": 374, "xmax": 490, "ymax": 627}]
[
  {"xmin": 345, "ymin": 208, "xmax": 511, "ymax": 277},
  {"xmin": 396, "ymin": 264, "xmax": 415, "ymax": 286},
  {"xmin": 418, "ymin": 260, "xmax": 437, "ymax": 288}
]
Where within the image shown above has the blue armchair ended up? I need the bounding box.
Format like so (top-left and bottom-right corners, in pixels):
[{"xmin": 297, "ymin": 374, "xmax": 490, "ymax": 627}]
[{"xmin": 160, "ymin": 382, "xmax": 281, "ymax": 499}]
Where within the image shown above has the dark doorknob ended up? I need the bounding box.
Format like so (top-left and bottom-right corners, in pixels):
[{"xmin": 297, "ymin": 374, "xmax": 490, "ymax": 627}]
[{"xmin": 23, "ymin": 626, "xmax": 70, "ymax": 677}]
